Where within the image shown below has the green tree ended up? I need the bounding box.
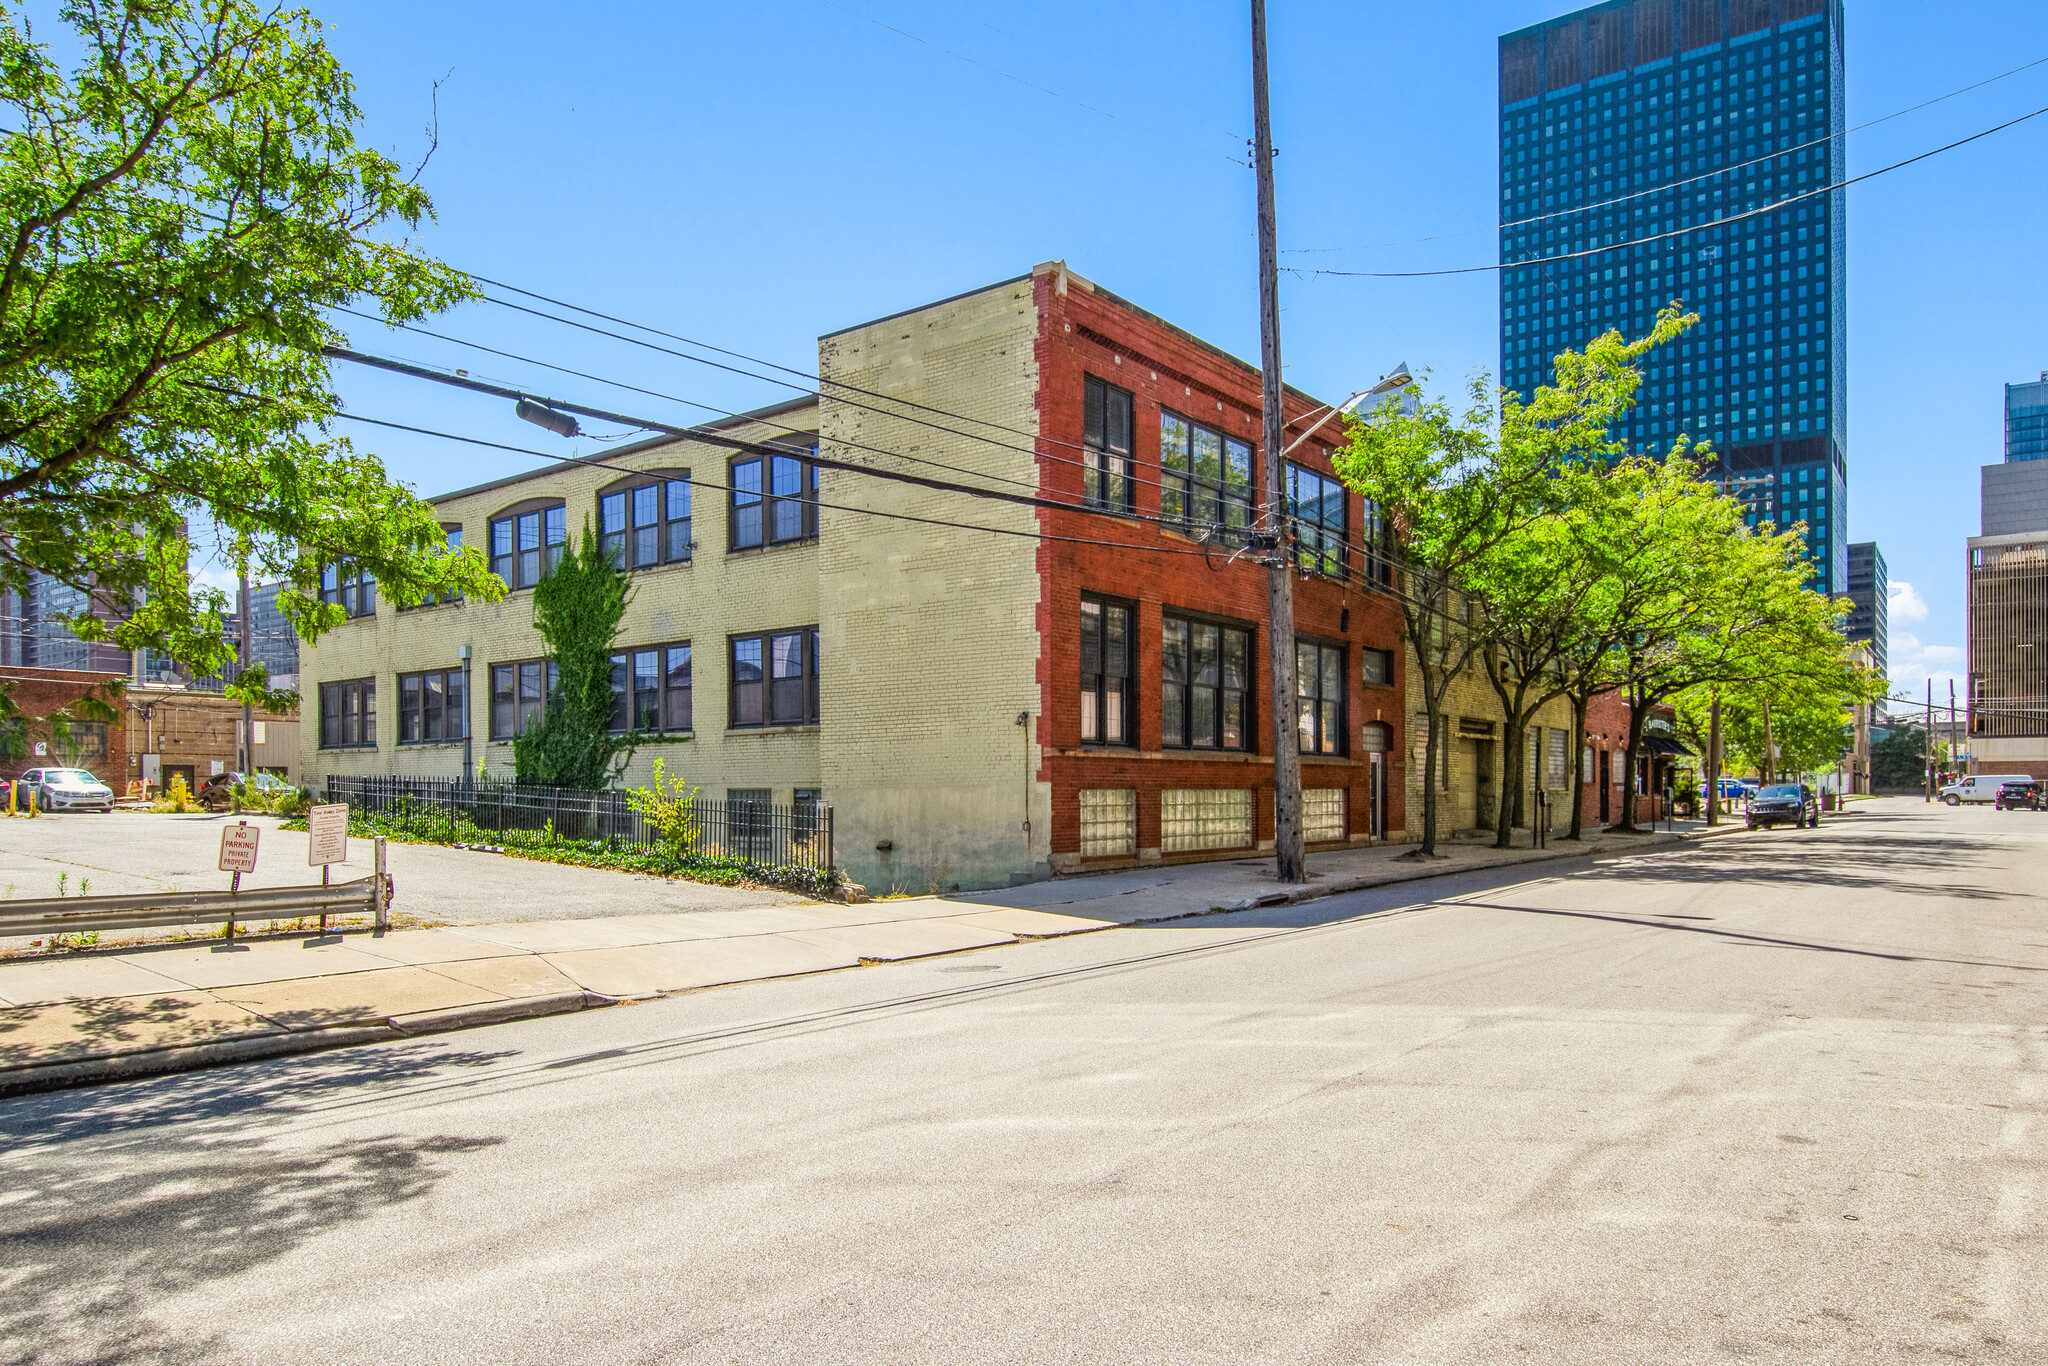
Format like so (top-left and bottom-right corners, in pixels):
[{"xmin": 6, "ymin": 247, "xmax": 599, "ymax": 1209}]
[
  {"xmin": 1871, "ymin": 722, "xmax": 1939, "ymax": 790},
  {"xmin": 0, "ymin": 0, "xmax": 500, "ymax": 730},
  {"xmin": 1336, "ymin": 306, "xmax": 1691, "ymax": 855},
  {"xmin": 511, "ymin": 525, "xmax": 640, "ymax": 788}
]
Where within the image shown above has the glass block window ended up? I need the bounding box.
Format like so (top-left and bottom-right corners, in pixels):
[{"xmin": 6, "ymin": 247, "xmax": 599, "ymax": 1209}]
[
  {"xmin": 1547, "ymin": 729, "xmax": 1569, "ymax": 789},
  {"xmin": 1303, "ymin": 788, "xmax": 1346, "ymax": 843},
  {"xmin": 1161, "ymin": 789, "xmax": 1253, "ymax": 853},
  {"xmin": 1078, "ymin": 789, "xmax": 1136, "ymax": 858}
]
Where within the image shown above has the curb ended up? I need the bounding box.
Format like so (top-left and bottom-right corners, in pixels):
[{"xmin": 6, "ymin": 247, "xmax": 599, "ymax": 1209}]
[
  {"xmin": 0, "ymin": 992, "xmax": 598, "ymax": 1100},
  {"xmin": 1199, "ymin": 826, "xmax": 1738, "ymax": 915},
  {"xmin": 0, "ymin": 827, "xmax": 1749, "ymax": 1099}
]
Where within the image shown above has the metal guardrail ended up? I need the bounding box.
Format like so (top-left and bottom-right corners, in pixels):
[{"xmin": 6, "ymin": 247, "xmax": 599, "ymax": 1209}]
[
  {"xmin": 325, "ymin": 776, "xmax": 834, "ymax": 872},
  {"xmin": 0, "ymin": 848, "xmax": 391, "ymax": 941}
]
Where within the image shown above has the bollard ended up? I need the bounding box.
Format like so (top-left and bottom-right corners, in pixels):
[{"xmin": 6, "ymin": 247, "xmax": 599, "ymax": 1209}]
[{"xmin": 372, "ymin": 836, "xmax": 388, "ymax": 934}]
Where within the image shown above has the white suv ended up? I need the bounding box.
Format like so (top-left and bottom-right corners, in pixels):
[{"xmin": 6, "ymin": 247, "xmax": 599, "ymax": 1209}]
[{"xmin": 1940, "ymin": 774, "xmax": 2028, "ymax": 806}]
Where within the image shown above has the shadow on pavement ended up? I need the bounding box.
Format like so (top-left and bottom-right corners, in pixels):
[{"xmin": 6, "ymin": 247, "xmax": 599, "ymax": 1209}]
[{"xmin": 0, "ymin": 1044, "xmax": 514, "ymax": 1365}]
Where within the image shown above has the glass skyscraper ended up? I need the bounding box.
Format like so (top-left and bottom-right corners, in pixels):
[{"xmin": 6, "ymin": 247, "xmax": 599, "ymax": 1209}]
[
  {"xmin": 2006, "ymin": 374, "xmax": 2048, "ymax": 462},
  {"xmin": 1499, "ymin": 0, "xmax": 1847, "ymax": 593}
]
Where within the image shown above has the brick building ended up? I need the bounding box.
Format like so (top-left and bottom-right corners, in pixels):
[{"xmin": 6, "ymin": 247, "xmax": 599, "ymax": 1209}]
[
  {"xmin": 0, "ymin": 666, "xmax": 128, "ymax": 778},
  {"xmin": 300, "ymin": 264, "xmax": 1428, "ymax": 891}
]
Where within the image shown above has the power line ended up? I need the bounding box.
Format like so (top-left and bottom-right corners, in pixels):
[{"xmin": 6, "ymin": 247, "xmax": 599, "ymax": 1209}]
[
  {"xmin": 1297, "ymin": 101, "xmax": 2048, "ymax": 279},
  {"xmin": 339, "ymin": 304, "xmax": 1355, "ymax": 534},
  {"xmin": 318, "ymin": 406, "xmax": 1229, "ymax": 559},
  {"xmin": 321, "ymin": 337, "xmax": 1427, "ymax": 581},
  {"xmin": 1284, "ymin": 50, "xmax": 2048, "ymax": 258},
  {"xmin": 329, "ymin": 309, "xmax": 1056, "ymax": 502}
]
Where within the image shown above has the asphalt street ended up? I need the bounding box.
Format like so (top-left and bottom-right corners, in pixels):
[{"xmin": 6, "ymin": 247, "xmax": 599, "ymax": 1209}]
[{"xmin": 2, "ymin": 797, "xmax": 2042, "ymax": 1365}]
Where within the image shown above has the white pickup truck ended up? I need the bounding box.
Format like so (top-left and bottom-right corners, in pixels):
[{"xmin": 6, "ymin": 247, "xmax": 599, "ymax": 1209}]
[{"xmin": 1939, "ymin": 774, "xmax": 2031, "ymax": 806}]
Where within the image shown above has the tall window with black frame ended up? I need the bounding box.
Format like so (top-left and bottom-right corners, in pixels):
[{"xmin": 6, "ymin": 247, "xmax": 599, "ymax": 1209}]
[
  {"xmin": 1083, "ymin": 376, "xmax": 1134, "ymax": 513},
  {"xmin": 1080, "ymin": 595, "xmax": 1133, "ymax": 745},
  {"xmin": 1296, "ymin": 640, "xmax": 1345, "ymax": 755}
]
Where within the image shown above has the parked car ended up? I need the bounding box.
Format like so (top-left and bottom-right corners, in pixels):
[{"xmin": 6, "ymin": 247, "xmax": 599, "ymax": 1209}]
[
  {"xmin": 1709, "ymin": 778, "xmax": 1759, "ymax": 801},
  {"xmin": 1746, "ymin": 782, "xmax": 1820, "ymax": 830},
  {"xmin": 1994, "ymin": 778, "xmax": 2045, "ymax": 811},
  {"xmin": 17, "ymin": 767, "xmax": 115, "ymax": 812},
  {"xmin": 1939, "ymin": 774, "xmax": 2027, "ymax": 806}
]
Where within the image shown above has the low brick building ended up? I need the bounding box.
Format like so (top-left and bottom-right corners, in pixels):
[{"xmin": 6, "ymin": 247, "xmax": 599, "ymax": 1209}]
[
  {"xmin": 300, "ymin": 263, "xmax": 1432, "ymax": 891},
  {"xmin": 124, "ymin": 685, "xmax": 299, "ymax": 793},
  {"xmin": 0, "ymin": 666, "xmax": 128, "ymax": 780}
]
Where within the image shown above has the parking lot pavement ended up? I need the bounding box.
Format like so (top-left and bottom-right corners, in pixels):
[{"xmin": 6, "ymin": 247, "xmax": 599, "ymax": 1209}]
[{"xmin": 0, "ymin": 812, "xmax": 806, "ymax": 936}]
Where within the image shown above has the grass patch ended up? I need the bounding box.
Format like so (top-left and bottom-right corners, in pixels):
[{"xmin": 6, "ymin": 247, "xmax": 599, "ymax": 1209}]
[{"xmin": 282, "ymin": 799, "xmax": 844, "ymax": 901}]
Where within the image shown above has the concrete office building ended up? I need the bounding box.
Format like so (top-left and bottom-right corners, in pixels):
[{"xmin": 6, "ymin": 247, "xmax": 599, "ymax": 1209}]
[
  {"xmin": 1968, "ymin": 460, "xmax": 2048, "ymax": 776},
  {"xmin": 1499, "ymin": 0, "xmax": 1847, "ymax": 593}
]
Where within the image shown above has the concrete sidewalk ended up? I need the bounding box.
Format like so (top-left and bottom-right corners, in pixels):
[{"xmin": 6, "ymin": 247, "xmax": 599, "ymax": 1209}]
[{"xmin": 0, "ymin": 817, "xmax": 1740, "ymax": 1095}]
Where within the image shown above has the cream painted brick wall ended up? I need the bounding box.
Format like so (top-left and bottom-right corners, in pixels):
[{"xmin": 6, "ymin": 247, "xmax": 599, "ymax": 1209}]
[
  {"xmin": 298, "ymin": 406, "xmax": 825, "ymax": 807},
  {"xmin": 817, "ymin": 277, "xmax": 1046, "ymax": 895},
  {"xmin": 1402, "ymin": 653, "xmax": 1578, "ymax": 836}
]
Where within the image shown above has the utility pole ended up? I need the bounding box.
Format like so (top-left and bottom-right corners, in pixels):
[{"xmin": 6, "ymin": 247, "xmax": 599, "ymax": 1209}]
[
  {"xmin": 1250, "ymin": 0, "xmax": 1303, "ymax": 883},
  {"xmin": 1760, "ymin": 697, "xmax": 1773, "ymax": 785},
  {"xmin": 1924, "ymin": 678, "xmax": 1934, "ymax": 802},
  {"xmin": 1705, "ymin": 693, "xmax": 1721, "ymax": 826},
  {"xmin": 1949, "ymin": 678, "xmax": 1958, "ymax": 779},
  {"xmin": 237, "ymin": 569, "xmax": 253, "ymax": 776}
]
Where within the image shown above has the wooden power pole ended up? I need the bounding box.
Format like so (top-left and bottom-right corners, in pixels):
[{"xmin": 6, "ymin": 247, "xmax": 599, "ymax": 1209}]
[{"xmin": 1250, "ymin": 0, "xmax": 1304, "ymax": 883}]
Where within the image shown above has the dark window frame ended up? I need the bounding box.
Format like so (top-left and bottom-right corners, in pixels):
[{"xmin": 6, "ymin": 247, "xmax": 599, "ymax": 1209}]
[
  {"xmin": 1161, "ymin": 610, "xmax": 1255, "ymax": 752},
  {"xmin": 1361, "ymin": 646, "xmax": 1395, "ymax": 689},
  {"xmin": 397, "ymin": 667, "xmax": 467, "ymax": 744},
  {"xmin": 600, "ymin": 473, "xmax": 694, "ymax": 571},
  {"xmin": 489, "ymin": 501, "xmax": 569, "ymax": 591},
  {"xmin": 319, "ymin": 563, "xmax": 376, "ymax": 619},
  {"xmin": 489, "ymin": 659, "xmax": 560, "ymax": 740},
  {"xmin": 1285, "ymin": 461, "xmax": 1349, "ymax": 580},
  {"xmin": 729, "ymin": 448, "xmax": 819, "ymax": 552},
  {"xmin": 1082, "ymin": 375, "xmax": 1136, "ymax": 514},
  {"xmin": 318, "ymin": 677, "xmax": 377, "ymax": 750},
  {"xmin": 1297, "ymin": 638, "xmax": 1347, "ymax": 757},
  {"xmin": 1080, "ymin": 594, "xmax": 1136, "ymax": 747},
  {"xmin": 397, "ymin": 525, "xmax": 466, "ymax": 611},
  {"xmin": 1159, "ymin": 409, "xmax": 1253, "ymax": 545},
  {"xmin": 729, "ymin": 627, "xmax": 820, "ymax": 729},
  {"xmin": 606, "ymin": 641, "xmax": 693, "ymax": 734}
]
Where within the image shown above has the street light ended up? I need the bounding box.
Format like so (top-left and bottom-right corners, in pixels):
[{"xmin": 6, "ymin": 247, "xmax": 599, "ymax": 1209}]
[{"xmin": 1280, "ymin": 364, "xmax": 1415, "ymax": 459}]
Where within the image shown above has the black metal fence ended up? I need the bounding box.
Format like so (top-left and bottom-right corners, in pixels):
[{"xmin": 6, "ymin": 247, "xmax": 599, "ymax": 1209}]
[{"xmin": 324, "ymin": 776, "xmax": 834, "ymax": 871}]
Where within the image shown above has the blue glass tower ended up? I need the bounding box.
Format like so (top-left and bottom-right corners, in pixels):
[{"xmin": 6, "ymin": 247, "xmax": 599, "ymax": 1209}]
[
  {"xmin": 2006, "ymin": 375, "xmax": 2048, "ymax": 462},
  {"xmin": 1499, "ymin": 0, "xmax": 1847, "ymax": 593}
]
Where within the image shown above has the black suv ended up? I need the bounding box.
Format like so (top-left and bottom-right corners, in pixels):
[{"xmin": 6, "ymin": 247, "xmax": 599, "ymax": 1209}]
[
  {"xmin": 1747, "ymin": 783, "xmax": 1821, "ymax": 830},
  {"xmin": 1994, "ymin": 778, "xmax": 2044, "ymax": 811}
]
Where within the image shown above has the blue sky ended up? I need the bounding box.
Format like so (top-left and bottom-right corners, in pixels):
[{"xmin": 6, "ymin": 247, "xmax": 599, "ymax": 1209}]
[{"xmin": 290, "ymin": 0, "xmax": 2048, "ymax": 705}]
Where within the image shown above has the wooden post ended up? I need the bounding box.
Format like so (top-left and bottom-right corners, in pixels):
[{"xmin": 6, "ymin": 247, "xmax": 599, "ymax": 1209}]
[
  {"xmin": 373, "ymin": 835, "xmax": 388, "ymax": 934},
  {"xmin": 1251, "ymin": 0, "xmax": 1303, "ymax": 884}
]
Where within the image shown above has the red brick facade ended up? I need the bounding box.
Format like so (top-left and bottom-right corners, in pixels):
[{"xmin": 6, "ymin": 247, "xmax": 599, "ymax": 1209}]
[
  {"xmin": 0, "ymin": 667, "xmax": 129, "ymax": 781},
  {"xmin": 1027, "ymin": 270, "xmax": 1408, "ymax": 869}
]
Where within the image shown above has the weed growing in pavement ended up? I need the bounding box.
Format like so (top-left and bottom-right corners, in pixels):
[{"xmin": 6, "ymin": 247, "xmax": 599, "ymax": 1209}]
[{"xmin": 54, "ymin": 872, "xmax": 66, "ymax": 897}]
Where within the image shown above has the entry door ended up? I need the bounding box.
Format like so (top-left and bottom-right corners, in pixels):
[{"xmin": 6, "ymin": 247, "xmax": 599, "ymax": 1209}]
[
  {"xmin": 1368, "ymin": 754, "xmax": 1386, "ymax": 838},
  {"xmin": 1598, "ymin": 751, "xmax": 1611, "ymax": 823}
]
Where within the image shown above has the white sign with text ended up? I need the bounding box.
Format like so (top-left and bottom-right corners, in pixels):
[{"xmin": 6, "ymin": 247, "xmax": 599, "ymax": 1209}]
[
  {"xmin": 306, "ymin": 804, "xmax": 350, "ymax": 867},
  {"xmin": 218, "ymin": 823, "xmax": 260, "ymax": 874}
]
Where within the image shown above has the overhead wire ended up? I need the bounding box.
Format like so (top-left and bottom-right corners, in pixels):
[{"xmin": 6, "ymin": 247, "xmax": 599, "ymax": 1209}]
[
  {"xmin": 1285, "ymin": 50, "xmax": 2048, "ymax": 257},
  {"xmin": 322, "ymin": 339, "xmax": 1409, "ymax": 577},
  {"xmin": 1295, "ymin": 100, "xmax": 2048, "ymax": 279}
]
